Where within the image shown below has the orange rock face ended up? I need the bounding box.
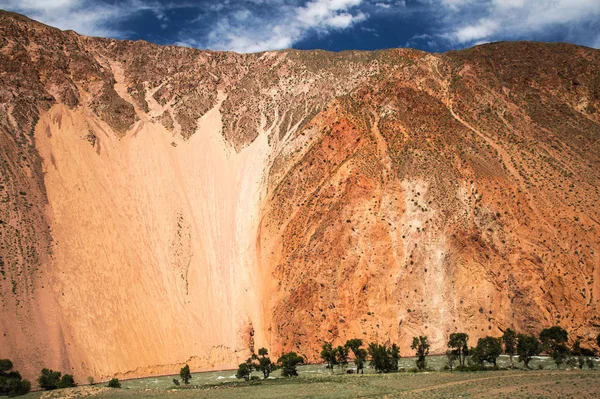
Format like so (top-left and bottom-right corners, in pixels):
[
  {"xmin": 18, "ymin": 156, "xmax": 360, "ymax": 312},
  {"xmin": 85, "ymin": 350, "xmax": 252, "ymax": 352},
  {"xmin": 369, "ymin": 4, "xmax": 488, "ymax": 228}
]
[{"xmin": 0, "ymin": 11, "xmax": 599, "ymax": 381}]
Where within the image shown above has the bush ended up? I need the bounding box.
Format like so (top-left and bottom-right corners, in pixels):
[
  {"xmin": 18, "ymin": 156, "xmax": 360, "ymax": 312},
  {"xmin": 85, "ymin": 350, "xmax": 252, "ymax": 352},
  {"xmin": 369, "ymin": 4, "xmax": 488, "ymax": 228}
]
[
  {"xmin": 538, "ymin": 364, "xmax": 544, "ymax": 370},
  {"xmin": 172, "ymin": 379, "xmax": 180, "ymax": 386},
  {"xmin": 0, "ymin": 360, "xmax": 31, "ymax": 397},
  {"xmin": 107, "ymin": 378, "xmax": 121, "ymax": 388},
  {"xmin": 38, "ymin": 368, "xmax": 61, "ymax": 390},
  {"xmin": 57, "ymin": 374, "xmax": 76, "ymax": 389},
  {"xmin": 0, "ymin": 360, "xmax": 13, "ymax": 374},
  {"xmin": 11, "ymin": 379, "xmax": 31, "ymax": 396},
  {"xmin": 87, "ymin": 376, "xmax": 94, "ymax": 385},
  {"xmin": 250, "ymin": 375, "xmax": 260, "ymax": 381}
]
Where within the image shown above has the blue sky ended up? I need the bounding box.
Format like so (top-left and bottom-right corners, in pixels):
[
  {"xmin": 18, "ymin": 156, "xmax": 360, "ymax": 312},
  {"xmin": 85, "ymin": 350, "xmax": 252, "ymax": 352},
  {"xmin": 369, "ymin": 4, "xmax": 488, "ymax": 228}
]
[{"xmin": 2, "ymin": 1, "xmax": 600, "ymax": 53}]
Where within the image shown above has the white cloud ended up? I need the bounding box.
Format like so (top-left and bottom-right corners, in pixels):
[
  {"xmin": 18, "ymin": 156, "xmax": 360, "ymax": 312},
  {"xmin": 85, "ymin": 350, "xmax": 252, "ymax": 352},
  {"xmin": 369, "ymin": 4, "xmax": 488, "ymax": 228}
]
[
  {"xmin": 0, "ymin": 0, "xmax": 169, "ymax": 37},
  {"xmin": 186, "ymin": 0, "xmax": 369, "ymax": 53},
  {"xmin": 439, "ymin": 0, "xmax": 600, "ymax": 48},
  {"xmin": 453, "ymin": 18, "xmax": 499, "ymax": 43},
  {"xmin": 2, "ymin": 0, "xmax": 598, "ymax": 52}
]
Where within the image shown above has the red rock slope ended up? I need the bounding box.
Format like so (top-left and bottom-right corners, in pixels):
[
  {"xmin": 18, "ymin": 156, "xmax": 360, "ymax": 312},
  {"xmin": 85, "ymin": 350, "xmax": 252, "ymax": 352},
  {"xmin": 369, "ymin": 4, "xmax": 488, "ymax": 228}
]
[{"xmin": 0, "ymin": 10, "xmax": 599, "ymax": 380}]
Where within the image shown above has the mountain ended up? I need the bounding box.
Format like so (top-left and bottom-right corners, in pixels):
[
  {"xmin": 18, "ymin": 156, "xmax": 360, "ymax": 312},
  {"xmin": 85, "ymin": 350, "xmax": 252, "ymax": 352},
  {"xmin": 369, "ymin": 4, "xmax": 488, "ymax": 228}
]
[{"xmin": 1, "ymin": 10, "xmax": 599, "ymax": 381}]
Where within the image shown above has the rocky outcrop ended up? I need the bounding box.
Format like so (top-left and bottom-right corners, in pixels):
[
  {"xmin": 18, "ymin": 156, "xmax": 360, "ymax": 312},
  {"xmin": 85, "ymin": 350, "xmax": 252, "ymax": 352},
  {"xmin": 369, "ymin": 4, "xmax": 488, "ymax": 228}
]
[{"xmin": 0, "ymin": 11, "xmax": 599, "ymax": 381}]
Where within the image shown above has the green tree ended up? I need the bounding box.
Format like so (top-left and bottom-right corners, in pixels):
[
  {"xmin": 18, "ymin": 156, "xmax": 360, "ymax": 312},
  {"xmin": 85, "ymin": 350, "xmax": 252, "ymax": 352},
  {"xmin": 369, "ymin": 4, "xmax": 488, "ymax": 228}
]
[
  {"xmin": 179, "ymin": 364, "xmax": 192, "ymax": 385},
  {"xmin": 277, "ymin": 352, "xmax": 304, "ymax": 377},
  {"xmin": 107, "ymin": 378, "xmax": 121, "ymax": 388},
  {"xmin": 502, "ymin": 329, "xmax": 517, "ymax": 368},
  {"xmin": 355, "ymin": 349, "xmax": 368, "ymax": 374},
  {"xmin": 368, "ymin": 343, "xmax": 387, "ymax": 373},
  {"xmin": 345, "ymin": 339, "xmax": 366, "ymax": 374},
  {"xmin": 446, "ymin": 350, "xmax": 457, "ymax": 371},
  {"xmin": 448, "ymin": 333, "xmax": 469, "ymax": 367},
  {"xmin": 336, "ymin": 346, "xmax": 349, "ymax": 371},
  {"xmin": 57, "ymin": 374, "xmax": 76, "ymax": 389},
  {"xmin": 257, "ymin": 348, "xmax": 275, "ymax": 379},
  {"xmin": 320, "ymin": 342, "xmax": 338, "ymax": 373},
  {"xmin": 368, "ymin": 343, "xmax": 400, "ymax": 373},
  {"xmin": 411, "ymin": 336, "xmax": 430, "ymax": 371},
  {"xmin": 38, "ymin": 369, "xmax": 61, "ymax": 390},
  {"xmin": 586, "ymin": 357, "xmax": 595, "ymax": 369},
  {"xmin": 540, "ymin": 326, "xmax": 568, "ymax": 350},
  {"xmin": 517, "ymin": 334, "xmax": 541, "ymax": 369},
  {"xmin": 389, "ymin": 344, "xmax": 400, "ymax": 372},
  {"xmin": 540, "ymin": 326, "xmax": 569, "ymax": 368},
  {"xmin": 235, "ymin": 363, "xmax": 252, "ymax": 381},
  {"xmin": 471, "ymin": 336, "xmax": 502, "ymax": 367},
  {"xmin": 572, "ymin": 339, "xmax": 585, "ymax": 369},
  {"xmin": 551, "ymin": 344, "xmax": 570, "ymax": 368}
]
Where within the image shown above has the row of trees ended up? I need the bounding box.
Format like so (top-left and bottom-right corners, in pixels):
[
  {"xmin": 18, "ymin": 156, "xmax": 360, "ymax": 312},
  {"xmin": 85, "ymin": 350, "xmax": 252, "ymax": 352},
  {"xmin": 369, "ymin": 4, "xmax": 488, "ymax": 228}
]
[
  {"xmin": 320, "ymin": 340, "xmax": 400, "ymax": 374},
  {"xmin": 0, "ymin": 360, "xmax": 124, "ymax": 396},
  {"xmin": 231, "ymin": 328, "xmax": 598, "ymax": 381},
  {"xmin": 6, "ymin": 328, "xmax": 596, "ymax": 394},
  {"xmin": 234, "ymin": 349, "xmax": 305, "ymax": 381},
  {"xmin": 444, "ymin": 327, "xmax": 598, "ymax": 371}
]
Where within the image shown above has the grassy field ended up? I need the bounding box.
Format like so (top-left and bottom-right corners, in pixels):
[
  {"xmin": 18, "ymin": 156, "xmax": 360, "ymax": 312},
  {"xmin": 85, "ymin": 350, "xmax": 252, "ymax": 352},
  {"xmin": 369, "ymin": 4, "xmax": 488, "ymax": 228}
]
[{"xmin": 25, "ymin": 356, "xmax": 600, "ymax": 399}]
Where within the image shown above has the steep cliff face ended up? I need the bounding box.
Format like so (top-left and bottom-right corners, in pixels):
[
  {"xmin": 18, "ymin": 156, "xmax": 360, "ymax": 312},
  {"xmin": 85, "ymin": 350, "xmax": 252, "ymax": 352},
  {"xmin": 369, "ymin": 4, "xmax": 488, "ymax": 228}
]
[{"xmin": 0, "ymin": 11, "xmax": 599, "ymax": 381}]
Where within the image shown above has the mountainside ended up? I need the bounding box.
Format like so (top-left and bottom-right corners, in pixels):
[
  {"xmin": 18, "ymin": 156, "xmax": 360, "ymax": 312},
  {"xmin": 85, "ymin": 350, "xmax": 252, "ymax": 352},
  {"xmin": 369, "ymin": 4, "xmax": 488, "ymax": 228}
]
[{"xmin": 1, "ymin": 10, "xmax": 599, "ymax": 381}]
